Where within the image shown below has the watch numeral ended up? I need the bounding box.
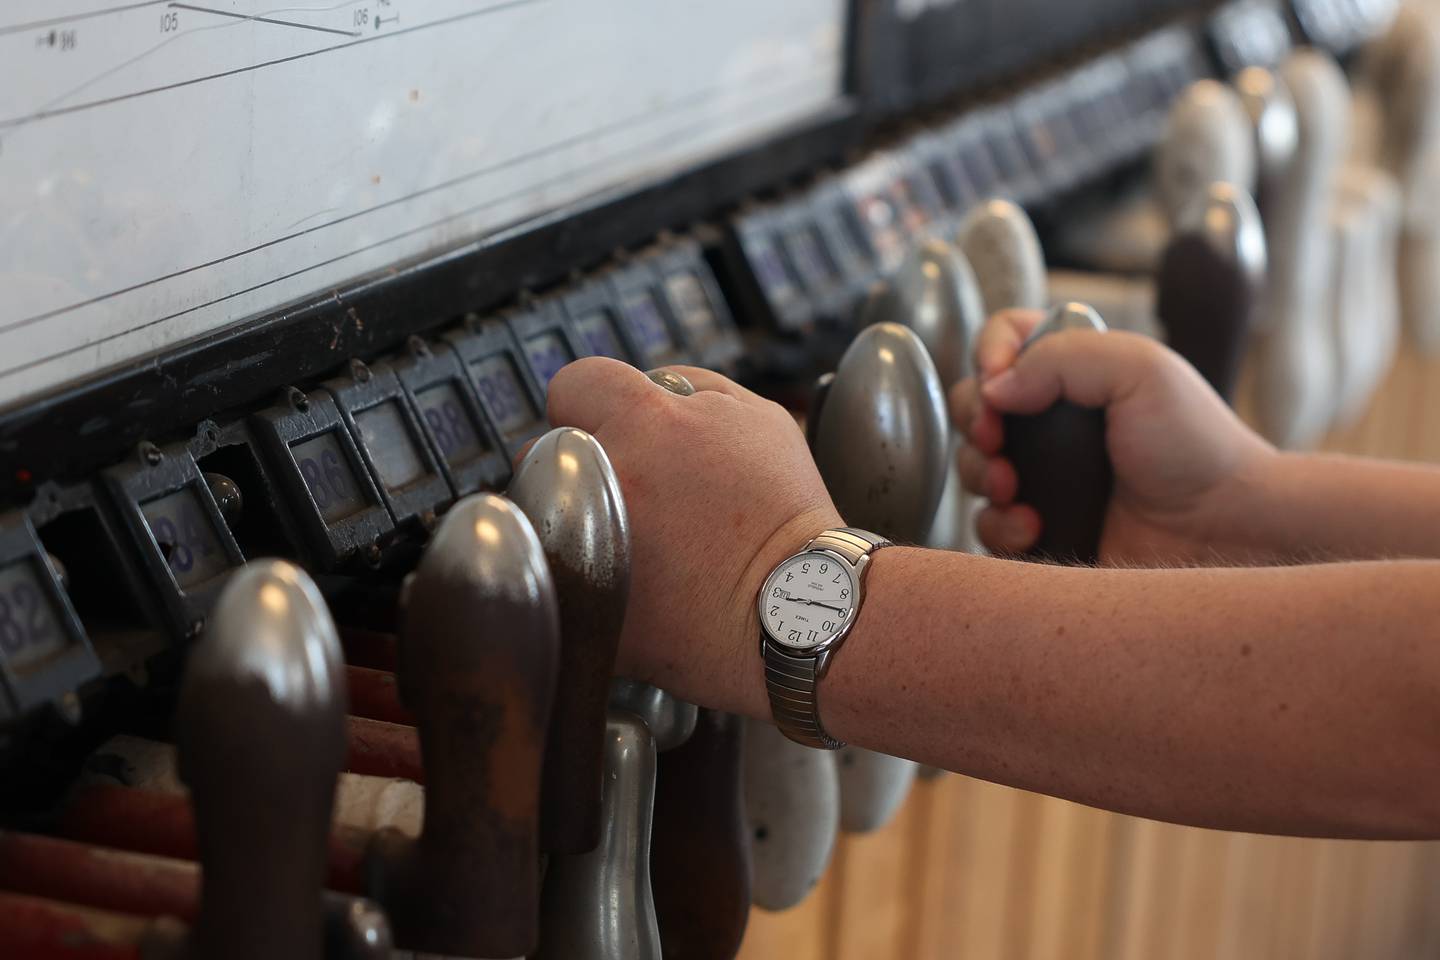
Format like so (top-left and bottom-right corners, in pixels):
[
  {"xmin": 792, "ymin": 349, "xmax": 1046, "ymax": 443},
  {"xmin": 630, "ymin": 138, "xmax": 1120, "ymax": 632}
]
[
  {"xmin": 819, "ymin": 563, "xmax": 828, "ymax": 574},
  {"xmin": 801, "ymin": 562, "xmax": 811, "ymax": 573},
  {"xmin": 772, "ymin": 587, "xmax": 783, "ymax": 598},
  {"xmin": 833, "ymin": 573, "xmax": 843, "ymax": 583},
  {"xmin": 785, "ymin": 572, "xmax": 794, "ymax": 583},
  {"xmin": 788, "ymin": 630, "xmax": 802, "ymax": 643},
  {"xmin": 807, "ymin": 630, "xmax": 818, "ymax": 642},
  {"xmin": 769, "ymin": 605, "xmax": 779, "ymax": 618},
  {"xmin": 840, "ymin": 588, "xmax": 850, "ymax": 599},
  {"xmin": 823, "ymin": 620, "xmax": 835, "ymax": 632}
]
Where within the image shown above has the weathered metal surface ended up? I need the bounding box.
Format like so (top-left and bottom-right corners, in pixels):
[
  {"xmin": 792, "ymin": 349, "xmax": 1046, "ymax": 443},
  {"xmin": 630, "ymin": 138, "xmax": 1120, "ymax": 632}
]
[
  {"xmin": 365, "ymin": 493, "xmax": 560, "ymax": 958},
  {"xmin": 509, "ymin": 427, "xmax": 632, "ymax": 855},
  {"xmin": 651, "ymin": 709, "xmax": 751, "ymax": 959}
]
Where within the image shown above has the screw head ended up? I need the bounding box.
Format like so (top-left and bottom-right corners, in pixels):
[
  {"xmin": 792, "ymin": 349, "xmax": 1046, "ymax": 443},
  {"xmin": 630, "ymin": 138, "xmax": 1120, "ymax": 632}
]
[
  {"xmin": 350, "ymin": 358, "xmax": 372, "ymax": 383},
  {"xmin": 139, "ymin": 441, "xmax": 163, "ymax": 466},
  {"xmin": 287, "ymin": 387, "xmax": 310, "ymax": 412}
]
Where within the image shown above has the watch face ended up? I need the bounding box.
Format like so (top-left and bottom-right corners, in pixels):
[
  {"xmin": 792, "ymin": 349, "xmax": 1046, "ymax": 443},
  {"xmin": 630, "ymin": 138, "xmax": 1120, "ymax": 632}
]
[{"xmin": 760, "ymin": 551, "xmax": 857, "ymax": 651}]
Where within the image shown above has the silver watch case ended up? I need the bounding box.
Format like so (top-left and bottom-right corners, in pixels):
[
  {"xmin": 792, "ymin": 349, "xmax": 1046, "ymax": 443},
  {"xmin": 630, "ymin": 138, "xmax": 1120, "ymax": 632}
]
[{"xmin": 756, "ymin": 546, "xmax": 872, "ymax": 678}]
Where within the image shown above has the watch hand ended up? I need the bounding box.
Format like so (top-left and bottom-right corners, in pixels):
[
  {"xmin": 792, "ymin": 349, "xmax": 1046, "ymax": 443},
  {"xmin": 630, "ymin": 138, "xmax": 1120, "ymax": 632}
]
[{"xmin": 810, "ymin": 602, "xmax": 845, "ymax": 614}]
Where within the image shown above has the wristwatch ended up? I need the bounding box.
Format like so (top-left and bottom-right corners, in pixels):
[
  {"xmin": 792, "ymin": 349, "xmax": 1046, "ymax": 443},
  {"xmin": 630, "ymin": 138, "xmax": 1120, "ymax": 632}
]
[{"xmin": 757, "ymin": 527, "xmax": 889, "ymax": 749}]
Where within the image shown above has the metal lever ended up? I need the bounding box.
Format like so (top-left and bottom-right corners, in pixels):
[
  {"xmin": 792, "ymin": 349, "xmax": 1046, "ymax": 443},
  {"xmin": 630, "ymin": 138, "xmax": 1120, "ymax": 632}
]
[
  {"xmin": 534, "ymin": 712, "xmax": 660, "ymax": 960},
  {"xmin": 509, "ymin": 426, "xmax": 631, "ymax": 855},
  {"xmin": 810, "ymin": 322, "xmax": 948, "ymax": 833},
  {"xmin": 367, "ymin": 493, "xmax": 560, "ymax": 958},
  {"xmin": 650, "ymin": 709, "xmax": 751, "ymax": 959},
  {"xmin": 1234, "ymin": 66, "xmax": 1299, "ymax": 223},
  {"xmin": 1252, "ymin": 50, "xmax": 1349, "ymax": 448},
  {"xmin": 956, "ymin": 198, "xmax": 1048, "ymax": 316},
  {"xmin": 1156, "ymin": 183, "xmax": 1267, "ymax": 402},
  {"xmin": 743, "ymin": 715, "xmax": 839, "ymax": 910},
  {"xmin": 860, "ymin": 237, "xmax": 987, "ymax": 554},
  {"xmin": 1154, "ymin": 79, "xmax": 1257, "ymax": 228},
  {"xmin": 174, "ymin": 559, "xmax": 349, "ymax": 960},
  {"xmin": 1001, "ymin": 303, "xmax": 1114, "ymax": 565}
]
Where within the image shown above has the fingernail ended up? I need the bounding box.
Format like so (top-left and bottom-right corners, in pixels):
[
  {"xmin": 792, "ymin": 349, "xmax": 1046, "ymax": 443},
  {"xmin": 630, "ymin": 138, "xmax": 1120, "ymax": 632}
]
[{"xmin": 980, "ymin": 368, "xmax": 1018, "ymax": 400}]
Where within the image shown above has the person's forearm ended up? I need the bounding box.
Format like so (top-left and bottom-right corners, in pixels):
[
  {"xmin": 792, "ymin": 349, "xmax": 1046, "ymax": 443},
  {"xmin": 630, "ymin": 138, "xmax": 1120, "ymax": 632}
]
[
  {"xmin": 1213, "ymin": 452, "xmax": 1440, "ymax": 562},
  {"xmin": 685, "ymin": 548, "xmax": 1440, "ymax": 840}
]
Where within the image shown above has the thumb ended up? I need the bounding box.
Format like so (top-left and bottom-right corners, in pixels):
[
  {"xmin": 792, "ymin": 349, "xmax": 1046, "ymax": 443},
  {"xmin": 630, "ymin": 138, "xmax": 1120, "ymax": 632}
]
[{"xmin": 979, "ymin": 328, "xmax": 1150, "ymax": 416}]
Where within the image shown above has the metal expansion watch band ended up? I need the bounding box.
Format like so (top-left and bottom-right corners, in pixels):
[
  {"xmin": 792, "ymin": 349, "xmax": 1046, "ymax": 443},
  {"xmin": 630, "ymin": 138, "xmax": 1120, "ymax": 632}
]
[{"xmin": 763, "ymin": 528, "xmax": 889, "ymax": 750}]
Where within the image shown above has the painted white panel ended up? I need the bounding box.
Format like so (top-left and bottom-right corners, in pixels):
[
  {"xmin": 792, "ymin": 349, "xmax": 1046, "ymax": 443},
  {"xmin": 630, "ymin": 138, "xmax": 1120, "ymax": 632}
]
[{"xmin": 0, "ymin": 0, "xmax": 846, "ymax": 408}]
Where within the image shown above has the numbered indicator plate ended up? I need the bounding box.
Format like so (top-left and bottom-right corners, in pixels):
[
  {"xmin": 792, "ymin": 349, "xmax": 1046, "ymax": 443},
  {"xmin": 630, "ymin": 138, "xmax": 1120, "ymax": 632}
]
[
  {"xmin": 507, "ymin": 302, "xmax": 585, "ymax": 394},
  {"xmin": 887, "ymin": 150, "xmax": 949, "ymax": 238},
  {"xmin": 842, "ymin": 156, "xmax": 911, "ymax": 276},
  {"xmin": 608, "ymin": 260, "xmax": 693, "ymax": 369},
  {"xmin": 392, "ymin": 339, "xmax": 512, "ymax": 497},
  {"xmin": 805, "ymin": 178, "xmax": 880, "ymax": 312},
  {"xmin": 561, "ymin": 280, "xmax": 638, "ymax": 365},
  {"xmin": 325, "ymin": 363, "xmax": 453, "ymax": 527},
  {"xmin": 912, "ymin": 130, "xmax": 980, "ymax": 215},
  {"xmin": 730, "ymin": 208, "xmax": 814, "ymax": 332},
  {"xmin": 446, "ymin": 320, "xmax": 548, "ymax": 458},
  {"xmin": 1012, "ymin": 85, "xmax": 1088, "ymax": 195},
  {"xmin": 251, "ymin": 389, "xmax": 393, "ymax": 571},
  {"xmin": 103, "ymin": 443, "xmax": 244, "ymax": 636},
  {"xmin": 775, "ymin": 199, "xmax": 852, "ymax": 322},
  {"xmin": 946, "ymin": 116, "xmax": 1005, "ymax": 208},
  {"xmin": 0, "ymin": 513, "xmax": 96, "ymax": 722},
  {"xmin": 974, "ymin": 109, "xmax": 1043, "ymax": 204},
  {"xmin": 652, "ymin": 240, "xmax": 743, "ymax": 372}
]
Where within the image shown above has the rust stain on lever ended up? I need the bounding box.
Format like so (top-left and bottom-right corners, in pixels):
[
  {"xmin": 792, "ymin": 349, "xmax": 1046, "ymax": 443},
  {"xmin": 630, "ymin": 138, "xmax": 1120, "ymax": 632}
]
[
  {"xmin": 365, "ymin": 494, "xmax": 560, "ymax": 958},
  {"xmin": 652, "ymin": 709, "xmax": 751, "ymax": 960},
  {"xmin": 510, "ymin": 426, "xmax": 632, "ymax": 855}
]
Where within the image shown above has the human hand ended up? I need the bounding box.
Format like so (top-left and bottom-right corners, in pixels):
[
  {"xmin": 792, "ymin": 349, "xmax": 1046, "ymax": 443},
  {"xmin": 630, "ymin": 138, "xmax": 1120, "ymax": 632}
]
[
  {"xmin": 544, "ymin": 359, "xmax": 841, "ymax": 711},
  {"xmin": 951, "ymin": 309, "xmax": 1275, "ymax": 564}
]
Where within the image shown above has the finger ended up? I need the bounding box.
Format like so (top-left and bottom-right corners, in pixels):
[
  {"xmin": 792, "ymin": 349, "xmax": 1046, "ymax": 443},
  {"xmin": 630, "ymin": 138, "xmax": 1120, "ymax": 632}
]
[
  {"xmin": 948, "ymin": 378, "xmax": 980, "ymax": 437},
  {"xmin": 979, "ymin": 328, "xmax": 1153, "ymax": 416},
  {"xmin": 957, "ymin": 444, "xmax": 989, "ymax": 496},
  {"xmin": 659, "ymin": 365, "xmax": 765, "ymax": 405},
  {"xmin": 967, "ymin": 404, "xmax": 1005, "ymax": 455},
  {"xmin": 975, "ymin": 308, "xmax": 1048, "ymax": 380},
  {"xmin": 975, "ymin": 503, "xmax": 1041, "ymax": 555},
  {"xmin": 548, "ymin": 357, "xmax": 667, "ymax": 433}
]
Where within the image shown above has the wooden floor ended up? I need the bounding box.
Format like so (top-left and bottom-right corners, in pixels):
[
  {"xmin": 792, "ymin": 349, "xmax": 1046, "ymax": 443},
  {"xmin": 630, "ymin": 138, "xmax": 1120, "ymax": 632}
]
[{"xmin": 736, "ymin": 341, "xmax": 1440, "ymax": 959}]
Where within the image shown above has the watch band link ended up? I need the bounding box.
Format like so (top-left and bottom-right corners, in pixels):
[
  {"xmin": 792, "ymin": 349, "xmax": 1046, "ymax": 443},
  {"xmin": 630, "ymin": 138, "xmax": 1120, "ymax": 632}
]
[{"xmin": 763, "ymin": 527, "xmax": 890, "ymax": 750}]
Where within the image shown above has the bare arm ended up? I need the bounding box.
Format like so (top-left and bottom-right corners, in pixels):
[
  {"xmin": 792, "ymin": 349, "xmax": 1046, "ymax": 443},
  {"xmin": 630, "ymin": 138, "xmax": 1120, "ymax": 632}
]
[
  {"xmin": 544, "ymin": 357, "xmax": 1440, "ymax": 843},
  {"xmin": 654, "ymin": 548, "xmax": 1440, "ymax": 840},
  {"xmin": 1213, "ymin": 452, "xmax": 1440, "ymax": 562}
]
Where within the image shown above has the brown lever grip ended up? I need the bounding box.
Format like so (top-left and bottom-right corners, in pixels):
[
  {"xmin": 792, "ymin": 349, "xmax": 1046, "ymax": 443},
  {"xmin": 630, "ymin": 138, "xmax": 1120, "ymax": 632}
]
[
  {"xmin": 509, "ymin": 427, "xmax": 632, "ymax": 856},
  {"xmin": 1001, "ymin": 303, "xmax": 1114, "ymax": 565},
  {"xmin": 367, "ymin": 493, "xmax": 560, "ymax": 958},
  {"xmin": 174, "ymin": 560, "xmax": 347, "ymax": 960},
  {"xmin": 1156, "ymin": 183, "xmax": 1265, "ymax": 403},
  {"xmin": 0, "ymin": 890, "xmax": 185, "ymax": 960},
  {"xmin": 651, "ymin": 709, "xmax": 751, "ymax": 960}
]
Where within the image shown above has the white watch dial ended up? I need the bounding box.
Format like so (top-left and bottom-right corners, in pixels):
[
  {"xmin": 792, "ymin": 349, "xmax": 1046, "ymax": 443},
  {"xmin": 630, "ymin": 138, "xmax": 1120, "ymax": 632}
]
[{"xmin": 760, "ymin": 551, "xmax": 857, "ymax": 651}]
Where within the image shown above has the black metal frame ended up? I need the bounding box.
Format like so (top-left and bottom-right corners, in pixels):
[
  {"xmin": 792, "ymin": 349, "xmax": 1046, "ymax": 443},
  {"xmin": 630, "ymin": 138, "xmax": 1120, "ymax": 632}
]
[
  {"xmin": 444, "ymin": 319, "xmax": 549, "ymax": 460},
  {"xmin": 606, "ymin": 257, "xmax": 694, "ymax": 369},
  {"xmin": 651, "ymin": 238, "xmax": 745, "ymax": 373},
  {"xmin": 506, "ymin": 300, "xmax": 586, "ymax": 398},
  {"xmin": 392, "ymin": 338, "xmax": 513, "ymax": 498},
  {"xmin": 0, "ymin": 513, "xmax": 98, "ymax": 722},
  {"xmin": 250, "ymin": 388, "xmax": 394, "ymax": 571},
  {"xmin": 101, "ymin": 443, "xmax": 244, "ymax": 637},
  {"xmin": 559, "ymin": 277, "xmax": 638, "ymax": 365},
  {"xmin": 325, "ymin": 362, "xmax": 454, "ymax": 528}
]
